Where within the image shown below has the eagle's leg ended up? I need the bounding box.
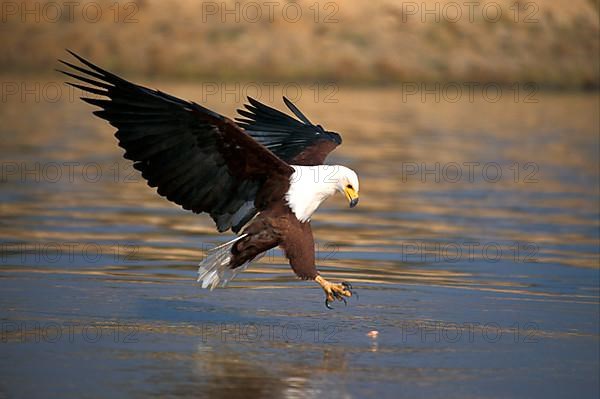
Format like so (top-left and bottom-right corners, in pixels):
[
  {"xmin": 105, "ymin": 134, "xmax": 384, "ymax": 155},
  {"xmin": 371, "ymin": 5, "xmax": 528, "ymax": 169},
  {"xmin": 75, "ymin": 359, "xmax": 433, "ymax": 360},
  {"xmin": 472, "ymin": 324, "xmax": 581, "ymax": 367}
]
[{"xmin": 315, "ymin": 275, "xmax": 355, "ymax": 309}]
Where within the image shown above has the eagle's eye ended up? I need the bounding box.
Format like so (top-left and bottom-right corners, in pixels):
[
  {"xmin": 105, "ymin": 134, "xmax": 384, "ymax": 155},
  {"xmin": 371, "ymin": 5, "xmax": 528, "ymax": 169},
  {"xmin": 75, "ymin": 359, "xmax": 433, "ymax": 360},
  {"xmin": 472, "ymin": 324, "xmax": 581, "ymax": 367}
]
[{"xmin": 346, "ymin": 184, "xmax": 353, "ymax": 189}]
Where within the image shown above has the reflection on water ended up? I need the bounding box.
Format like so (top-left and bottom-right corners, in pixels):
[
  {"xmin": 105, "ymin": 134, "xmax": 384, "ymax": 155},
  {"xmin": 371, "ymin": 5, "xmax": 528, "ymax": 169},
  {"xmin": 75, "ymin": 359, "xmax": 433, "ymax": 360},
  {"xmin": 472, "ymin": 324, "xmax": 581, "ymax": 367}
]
[{"xmin": 0, "ymin": 82, "xmax": 598, "ymax": 398}]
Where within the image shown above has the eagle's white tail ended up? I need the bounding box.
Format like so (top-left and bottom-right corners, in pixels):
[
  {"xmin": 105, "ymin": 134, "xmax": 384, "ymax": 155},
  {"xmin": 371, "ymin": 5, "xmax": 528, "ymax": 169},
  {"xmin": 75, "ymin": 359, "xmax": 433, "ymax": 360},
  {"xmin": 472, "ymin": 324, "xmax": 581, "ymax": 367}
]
[{"xmin": 197, "ymin": 234, "xmax": 249, "ymax": 290}]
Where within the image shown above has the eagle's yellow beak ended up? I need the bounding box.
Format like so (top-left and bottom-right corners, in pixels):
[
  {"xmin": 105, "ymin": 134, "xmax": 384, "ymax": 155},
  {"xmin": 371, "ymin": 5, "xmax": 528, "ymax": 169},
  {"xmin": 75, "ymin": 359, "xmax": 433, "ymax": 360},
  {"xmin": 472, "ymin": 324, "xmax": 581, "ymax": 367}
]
[{"xmin": 344, "ymin": 186, "xmax": 359, "ymax": 208}]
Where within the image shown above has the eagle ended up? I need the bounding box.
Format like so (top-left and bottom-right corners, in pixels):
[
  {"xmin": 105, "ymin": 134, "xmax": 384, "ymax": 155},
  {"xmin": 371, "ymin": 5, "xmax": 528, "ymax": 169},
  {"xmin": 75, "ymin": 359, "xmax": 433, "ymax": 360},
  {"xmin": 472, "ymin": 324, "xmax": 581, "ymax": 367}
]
[{"xmin": 59, "ymin": 50, "xmax": 360, "ymax": 309}]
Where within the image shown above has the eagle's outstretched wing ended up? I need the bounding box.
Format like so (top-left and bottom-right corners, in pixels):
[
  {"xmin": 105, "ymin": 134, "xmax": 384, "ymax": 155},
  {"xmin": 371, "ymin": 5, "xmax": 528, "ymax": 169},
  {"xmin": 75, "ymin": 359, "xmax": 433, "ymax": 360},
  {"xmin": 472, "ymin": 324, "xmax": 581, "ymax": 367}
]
[
  {"xmin": 58, "ymin": 50, "xmax": 293, "ymax": 233},
  {"xmin": 235, "ymin": 96, "xmax": 342, "ymax": 166}
]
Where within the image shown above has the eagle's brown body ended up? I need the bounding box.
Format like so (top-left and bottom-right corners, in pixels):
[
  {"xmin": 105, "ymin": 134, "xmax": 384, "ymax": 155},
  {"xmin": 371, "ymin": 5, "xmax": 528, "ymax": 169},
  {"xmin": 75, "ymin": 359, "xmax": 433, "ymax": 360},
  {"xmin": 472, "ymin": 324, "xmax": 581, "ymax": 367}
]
[{"xmin": 233, "ymin": 205, "xmax": 317, "ymax": 279}]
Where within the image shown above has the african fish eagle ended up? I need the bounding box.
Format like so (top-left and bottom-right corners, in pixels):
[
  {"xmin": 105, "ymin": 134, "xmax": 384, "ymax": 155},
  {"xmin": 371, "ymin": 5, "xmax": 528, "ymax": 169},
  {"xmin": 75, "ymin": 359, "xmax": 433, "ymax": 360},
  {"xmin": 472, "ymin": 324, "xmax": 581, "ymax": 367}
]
[{"xmin": 59, "ymin": 50, "xmax": 360, "ymax": 309}]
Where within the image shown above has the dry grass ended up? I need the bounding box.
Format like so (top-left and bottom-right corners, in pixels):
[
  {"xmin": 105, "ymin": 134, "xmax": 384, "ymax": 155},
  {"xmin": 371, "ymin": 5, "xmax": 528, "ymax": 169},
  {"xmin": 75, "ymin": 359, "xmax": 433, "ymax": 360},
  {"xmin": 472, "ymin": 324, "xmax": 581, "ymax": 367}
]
[{"xmin": 0, "ymin": 0, "xmax": 598, "ymax": 87}]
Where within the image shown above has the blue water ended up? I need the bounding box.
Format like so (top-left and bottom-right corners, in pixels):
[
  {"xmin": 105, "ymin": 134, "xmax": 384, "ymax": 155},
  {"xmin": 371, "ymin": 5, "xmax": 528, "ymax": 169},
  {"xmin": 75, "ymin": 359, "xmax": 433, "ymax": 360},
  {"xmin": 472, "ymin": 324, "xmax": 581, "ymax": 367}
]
[{"xmin": 1, "ymin": 86, "xmax": 598, "ymax": 398}]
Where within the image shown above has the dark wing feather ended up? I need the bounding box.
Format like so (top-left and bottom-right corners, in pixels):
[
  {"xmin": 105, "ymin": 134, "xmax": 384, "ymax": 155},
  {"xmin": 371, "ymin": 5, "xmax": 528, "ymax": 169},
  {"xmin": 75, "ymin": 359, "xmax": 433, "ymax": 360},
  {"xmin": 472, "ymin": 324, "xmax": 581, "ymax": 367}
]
[
  {"xmin": 235, "ymin": 96, "xmax": 342, "ymax": 166},
  {"xmin": 58, "ymin": 50, "xmax": 293, "ymax": 233}
]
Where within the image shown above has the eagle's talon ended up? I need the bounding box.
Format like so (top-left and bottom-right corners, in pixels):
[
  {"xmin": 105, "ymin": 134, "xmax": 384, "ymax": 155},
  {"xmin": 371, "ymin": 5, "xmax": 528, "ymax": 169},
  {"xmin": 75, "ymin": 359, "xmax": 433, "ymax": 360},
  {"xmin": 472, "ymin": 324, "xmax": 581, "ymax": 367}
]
[
  {"xmin": 316, "ymin": 276, "xmax": 354, "ymax": 309},
  {"xmin": 341, "ymin": 281, "xmax": 358, "ymax": 300},
  {"xmin": 331, "ymin": 289, "xmax": 346, "ymax": 303},
  {"xmin": 325, "ymin": 298, "xmax": 334, "ymax": 309}
]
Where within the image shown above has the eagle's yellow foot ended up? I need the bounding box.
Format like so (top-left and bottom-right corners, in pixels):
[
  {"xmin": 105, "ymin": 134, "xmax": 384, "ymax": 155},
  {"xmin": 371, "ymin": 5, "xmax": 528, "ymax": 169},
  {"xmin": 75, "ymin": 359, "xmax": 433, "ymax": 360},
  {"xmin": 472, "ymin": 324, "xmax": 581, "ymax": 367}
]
[{"xmin": 315, "ymin": 276, "xmax": 356, "ymax": 309}]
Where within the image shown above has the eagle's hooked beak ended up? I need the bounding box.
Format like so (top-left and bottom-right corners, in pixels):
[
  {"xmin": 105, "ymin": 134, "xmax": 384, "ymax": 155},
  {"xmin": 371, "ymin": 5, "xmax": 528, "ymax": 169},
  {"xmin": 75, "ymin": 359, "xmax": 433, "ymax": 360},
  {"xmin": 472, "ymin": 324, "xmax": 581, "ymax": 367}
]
[{"xmin": 344, "ymin": 186, "xmax": 359, "ymax": 208}]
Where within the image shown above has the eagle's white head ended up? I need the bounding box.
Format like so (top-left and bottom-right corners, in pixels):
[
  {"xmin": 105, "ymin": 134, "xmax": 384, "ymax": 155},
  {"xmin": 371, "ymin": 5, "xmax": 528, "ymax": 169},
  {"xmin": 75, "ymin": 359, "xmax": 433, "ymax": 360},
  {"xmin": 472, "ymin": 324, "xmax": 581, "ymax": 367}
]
[{"xmin": 286, "ymin": 165, "xmax": 360, "ymax": 222}]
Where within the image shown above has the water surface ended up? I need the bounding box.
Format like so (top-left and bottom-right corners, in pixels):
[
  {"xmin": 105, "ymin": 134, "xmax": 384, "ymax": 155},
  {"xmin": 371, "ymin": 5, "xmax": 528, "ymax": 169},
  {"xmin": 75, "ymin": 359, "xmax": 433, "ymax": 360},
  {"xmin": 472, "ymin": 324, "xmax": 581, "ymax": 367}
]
[{"xmin": 1, "ymin": 83, "xmax": 599, "ymax": 398}]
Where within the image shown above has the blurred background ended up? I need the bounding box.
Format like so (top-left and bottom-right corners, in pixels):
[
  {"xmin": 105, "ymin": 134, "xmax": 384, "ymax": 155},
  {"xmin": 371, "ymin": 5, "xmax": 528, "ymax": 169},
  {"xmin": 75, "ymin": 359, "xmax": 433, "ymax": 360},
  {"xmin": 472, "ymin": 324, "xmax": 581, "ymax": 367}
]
[
  {"xmin": 1, "ymin": 0, "xmax": 599, "ymax": 86},
  {"xmin": 1, "ymin": 1, "xmax": 599, "ymax": 398}
]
